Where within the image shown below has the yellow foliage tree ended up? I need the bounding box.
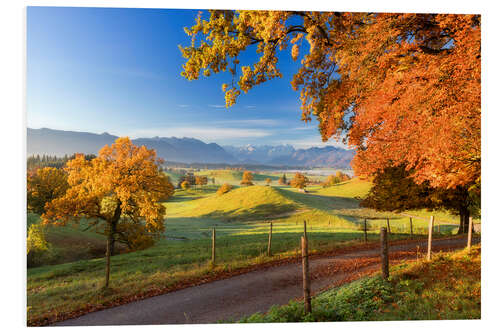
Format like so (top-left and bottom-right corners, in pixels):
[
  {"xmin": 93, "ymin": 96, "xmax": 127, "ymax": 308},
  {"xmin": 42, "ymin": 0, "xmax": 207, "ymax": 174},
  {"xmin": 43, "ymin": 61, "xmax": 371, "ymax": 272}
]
[
  {"xmin": 240, "ymin": 171, "xmax": 254, "ymax": 186},
  {"xmin": 181, "ymin": 180, "xmax": 190, "ymax": 190},
  {"xmin": 27, "ymin": 167, "xmax": 69, "ymax": 215},
  {"xmin": 42, "ymin": 137, "xmax": 173, "ymax": 288},
  {"xmin": 265, "ymin": 178, "xmax": 272, "ymax": 186},
  {"xmin": 216, "ymin": 183, "xmax": 233, "ymax": 196}
]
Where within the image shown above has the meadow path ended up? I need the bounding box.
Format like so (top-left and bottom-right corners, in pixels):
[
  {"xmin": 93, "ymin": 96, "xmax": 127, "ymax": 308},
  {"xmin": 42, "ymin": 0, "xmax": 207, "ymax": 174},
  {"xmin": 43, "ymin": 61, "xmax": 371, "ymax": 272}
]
[{"xmin": 57, "ymin": 236, "xmax": 479, "ymax": 326}]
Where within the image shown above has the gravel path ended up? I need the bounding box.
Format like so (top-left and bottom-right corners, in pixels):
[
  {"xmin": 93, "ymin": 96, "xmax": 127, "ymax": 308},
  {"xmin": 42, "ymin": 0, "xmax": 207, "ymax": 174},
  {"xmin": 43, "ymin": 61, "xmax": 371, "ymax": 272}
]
[{"xmin": 56, "ymin": 236, "xmax": 479, "ymax": 326}]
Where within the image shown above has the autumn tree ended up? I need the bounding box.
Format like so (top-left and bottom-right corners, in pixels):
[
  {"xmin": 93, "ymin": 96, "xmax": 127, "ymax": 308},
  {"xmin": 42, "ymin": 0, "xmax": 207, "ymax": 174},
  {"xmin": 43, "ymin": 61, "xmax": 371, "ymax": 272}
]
[
  {"xmin": 42, "ymin": 138, "xmax": 172, "ymax": 288},
  {"xmin": 240, "ymin": 171, "xmax": 254, "ymax": 186},
  {"xmin": 361, "ymin": 165, "xmax": 479, "ymax": 233},
  {"xmin": 265, "ymin": 178, "xmax": 272, "ymax": 186},
  {"xmin": 290, "ymin": 172, "xmax": 309, "ymax": 190},
  {"xmin": 195, "ymin": 175, "xmax": 208, "ymax": 187},
  {"xmin": 180, "ymin": 11, "xmax": 480, "ymax": 218},
  {"xmin": 27, "ymin": 167, "xmax": 69, "ymax": 215},
  {"xmin": 322, "ymin": 174, "xmax": 340, "ymax": 187},
  {"xmin": 278, "ymin": 173, "xmax": 287, "ymax": 185},
  {"xmin": 181, "ymin": 180, "xmax": 190, "ymax": 190},
  {"xmin": 217, "ymin": 183, "xmax": 233, "ymax": 196}
]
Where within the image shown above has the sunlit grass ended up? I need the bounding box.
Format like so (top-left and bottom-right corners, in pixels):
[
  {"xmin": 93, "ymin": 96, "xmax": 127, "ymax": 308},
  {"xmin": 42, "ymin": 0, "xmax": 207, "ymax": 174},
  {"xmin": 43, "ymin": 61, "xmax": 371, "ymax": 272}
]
[{"xmin": 238, "ymin": 245, "xmax": 481, "ymax": 322}]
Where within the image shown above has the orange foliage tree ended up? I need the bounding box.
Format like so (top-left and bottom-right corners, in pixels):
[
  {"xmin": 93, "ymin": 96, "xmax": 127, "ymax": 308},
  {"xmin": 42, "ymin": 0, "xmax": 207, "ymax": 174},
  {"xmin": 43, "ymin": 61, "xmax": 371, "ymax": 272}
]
[
  {"xmin": 42, "ymin": 137, "xmax": 174, "ymax": 287},
  {"xmin": 290, "ymin": 172, "xmax": 309, "ymax": 190},
  {"xmin": 240, "ymin": 171, "xmax": 254, "ymax": 186},
  {"xmin": 180, "ymin": 11, "xmax": 480, "ymax": 200},
  {"xmin": 27, "ymin": 167, "xmax": 69, "ymax": 215}
]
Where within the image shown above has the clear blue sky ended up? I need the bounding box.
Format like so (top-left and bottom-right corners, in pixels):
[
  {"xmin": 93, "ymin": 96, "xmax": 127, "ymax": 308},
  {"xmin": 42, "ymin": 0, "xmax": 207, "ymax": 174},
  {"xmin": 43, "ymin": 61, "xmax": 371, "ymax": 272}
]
[{"xmin": 27, "ymin": 6, "xmax": 346, "ymax": 149}]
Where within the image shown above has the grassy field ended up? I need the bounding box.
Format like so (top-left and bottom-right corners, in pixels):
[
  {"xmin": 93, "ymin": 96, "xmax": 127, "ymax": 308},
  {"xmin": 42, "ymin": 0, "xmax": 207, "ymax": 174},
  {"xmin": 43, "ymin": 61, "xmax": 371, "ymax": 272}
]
[
  {"xmin": 27, "ymin": 175, "xmax": 476, "ymax": 324},
  {"xmin": 238, "ymin": 244, "xmax": 481, "ymax": 322}
]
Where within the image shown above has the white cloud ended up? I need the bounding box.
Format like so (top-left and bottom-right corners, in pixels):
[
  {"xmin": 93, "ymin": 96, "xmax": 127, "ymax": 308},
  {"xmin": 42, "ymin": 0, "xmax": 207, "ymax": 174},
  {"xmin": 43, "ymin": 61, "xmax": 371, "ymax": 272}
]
[
  {"xmin": 128, "ymin": 127, "xmax": 272, "ymax": 141},
  {"xmin": 245, "ymin": 105, "xmax": 257, "ymax": 109},
  {"xmin": 208, "ymin": 104, "xmax": 226, "ymax": 108},
  {"xmin": 177, "ymin": 104, "xmax": 190, "ymax": 108}
]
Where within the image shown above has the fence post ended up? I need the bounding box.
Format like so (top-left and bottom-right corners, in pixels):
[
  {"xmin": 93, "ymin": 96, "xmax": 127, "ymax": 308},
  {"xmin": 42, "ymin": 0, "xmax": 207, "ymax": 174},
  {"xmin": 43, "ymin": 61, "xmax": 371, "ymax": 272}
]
[
  {"xmin": 212, "ymin": 228, "xmax": 216, "ymax": 264},
  {"xmin": 410, "ymin": 217, "xmax": 413, "ymax": 238},
  {"xmin": 386, "ymin": 218, "xmax": 391, "ymax": 235},
  {"xmin": 380, "ymin": 227, "xmax": 389, "ymax": 280},
  {"xmin": 437, "ymin": 222, "xmax": 441, "ymax": 234},
  {"xmin": 267, "ymin": 222, "xmax": 273, "ymax": 257},
  {"xmin": 427, "ymin": 216, "xmax": 434, "ymax": 260},
  {"xmin": 467, "ymin": 217, "xmax": 473, "ymax": 252},
  {"xmin": 364, "ymin": 219, "xmax": 368, "ymax": 243},
  {"xmin": 301, "ymin": 235, "xmax": 311, "ymax": 314}
]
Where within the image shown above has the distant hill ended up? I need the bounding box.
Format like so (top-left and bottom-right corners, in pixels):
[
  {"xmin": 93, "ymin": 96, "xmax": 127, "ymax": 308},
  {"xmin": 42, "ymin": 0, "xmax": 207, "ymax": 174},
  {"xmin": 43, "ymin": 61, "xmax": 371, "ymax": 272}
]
[
  {"xmin": 269, "ymin": 146, "xmax": 355, "ymax": 169},
  {"xmin": 27, "ymin": 128, "xmax": 236, "ymax": 164},
  {"xmin": 27, "ymin": 128, "xmax": 354, "ymax": 168},
  {"xmin": 223, "ymin": 144, "xmax": 354, "ymax": 169}
]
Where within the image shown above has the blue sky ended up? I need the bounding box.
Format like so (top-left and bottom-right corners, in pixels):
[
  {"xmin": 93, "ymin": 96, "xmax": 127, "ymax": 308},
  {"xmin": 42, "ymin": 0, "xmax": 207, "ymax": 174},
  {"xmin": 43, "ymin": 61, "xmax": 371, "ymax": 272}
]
[{"xmin": 27, "ymin": 6, "xmax": 346, "ymax": 149}]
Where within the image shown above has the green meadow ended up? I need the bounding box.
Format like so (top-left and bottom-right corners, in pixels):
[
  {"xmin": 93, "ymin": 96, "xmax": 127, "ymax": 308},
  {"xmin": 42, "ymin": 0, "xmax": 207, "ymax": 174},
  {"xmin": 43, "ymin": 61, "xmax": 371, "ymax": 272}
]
[{"xmin": 27, "ymin": 172, "xmax": 476, "ymax": 324}]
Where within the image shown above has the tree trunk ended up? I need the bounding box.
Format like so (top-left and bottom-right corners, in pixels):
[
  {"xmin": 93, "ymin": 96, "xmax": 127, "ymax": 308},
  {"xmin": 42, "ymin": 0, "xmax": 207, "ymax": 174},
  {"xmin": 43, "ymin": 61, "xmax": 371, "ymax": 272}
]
[
  {"xmin": 110, "ymin": 221, "xmax": 117, "ymax": 256},
  {"xmin": 105, "ymin": 232, "xmax": 112, "ymax": 288},
  {"xmin": 458, "ymin": 208, "xmax": 470, "ymax": 234},
  {"xmin": 109, "ymin": 202, "xmax": 122, "ymax": 255}
]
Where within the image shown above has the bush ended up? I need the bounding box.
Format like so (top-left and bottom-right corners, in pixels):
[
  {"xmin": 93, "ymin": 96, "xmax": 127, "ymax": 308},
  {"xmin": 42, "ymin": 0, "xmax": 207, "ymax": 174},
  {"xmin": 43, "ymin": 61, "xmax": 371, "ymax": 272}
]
[
  {"xmin": 27, "ymin": 224, "xmax": 56, "ymax": 267},
  {"xmin": 217, "ymin": 183, "xmax": 233, "ymax": 196}
]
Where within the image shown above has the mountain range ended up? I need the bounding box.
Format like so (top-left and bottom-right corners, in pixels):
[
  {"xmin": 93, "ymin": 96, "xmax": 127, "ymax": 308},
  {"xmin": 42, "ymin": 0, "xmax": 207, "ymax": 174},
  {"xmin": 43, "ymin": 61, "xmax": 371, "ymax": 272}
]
[{"xmin": 27, "ymin": 128, "xmax": 354, "ymax": 169}]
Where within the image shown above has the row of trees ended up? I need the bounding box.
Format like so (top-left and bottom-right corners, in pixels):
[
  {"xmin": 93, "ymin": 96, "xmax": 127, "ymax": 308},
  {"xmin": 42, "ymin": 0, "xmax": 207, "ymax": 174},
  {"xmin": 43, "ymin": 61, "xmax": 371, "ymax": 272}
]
[
  {"xmin": 27, "ymin": 153, "xmax": 96, "ymax": 171},
  {"xmin": 322, "ymin": 171, "xmax": 351, "ymax": 187}
]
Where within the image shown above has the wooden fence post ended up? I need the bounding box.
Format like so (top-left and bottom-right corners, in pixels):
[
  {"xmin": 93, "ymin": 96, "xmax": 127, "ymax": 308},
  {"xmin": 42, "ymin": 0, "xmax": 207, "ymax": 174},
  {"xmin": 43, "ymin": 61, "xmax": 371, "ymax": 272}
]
[
  {"xmin": 301, "ymin": 235, "xmax": 311, "ymax": 314},
  {"xmin": 467, "ymin": 217, "xmax": 473, "ymax": 252},
  {"xmin": 267, "ymin": 222, "xmax": 273, "ymax": 257},
  {"xmin": 386, "ymin": 218, "xmax": 391, "ymax": 234},
  {"xmin": 212, "ymin": 228, "xmax": 216, "ymax": 264},
  {"xmin": 380, "ymin": 227, "xmax": 389, "ymax": 280},
  {"xmin": 427, "ymin": 216, "xmax": 434, "ymax": 261},
  {"xmin": 409, "ymin": 217, "xmax": 413, "ymax": 238},
  {"xmin": 364, "ymin": 219, "xmax": 368, "ymax": 243}
]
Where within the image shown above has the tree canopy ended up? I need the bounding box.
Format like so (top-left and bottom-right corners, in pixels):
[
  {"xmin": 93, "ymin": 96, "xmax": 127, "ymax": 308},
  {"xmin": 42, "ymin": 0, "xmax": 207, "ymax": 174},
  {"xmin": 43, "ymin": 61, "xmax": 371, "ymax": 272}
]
[
  {"xmin": 361, "ymin": 165, "xmax": 479, "ymax": 233},
  {"xmin": 290, "ymin": 172, "xmax": 309, "ymax": 189},
  {"xmin": 42, "ymin": 137, "xmax": 174, "ymax": 287},
  {"xmin": 240, "ymin": 171, "xmax": 254, "ymax": 186},
  {"xmin": 27, "ymin": 167, "xmax": 69, "ymax": 215},
  {"xmin": 180, "ymin": 11, "xmax": 480, "ymax": 192}
]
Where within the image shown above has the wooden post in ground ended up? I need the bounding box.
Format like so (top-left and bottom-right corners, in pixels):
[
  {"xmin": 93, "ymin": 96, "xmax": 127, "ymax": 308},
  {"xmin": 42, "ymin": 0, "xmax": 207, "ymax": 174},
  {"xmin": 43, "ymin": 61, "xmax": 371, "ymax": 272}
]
[
  {"xmin": 380, "ymin": 227, "xmax": 389, "ymax": 280},
  {"xmin": 437, "ymin": 222, "xmax": 441, "ymax": 234},
  {"xmin": 267, "ymin": 222, "xmax": 273, "ymax": 257},
  {"xmin": 427, "ymin": 216, "xmax": 434, "ymax": 261},
  {"xmin": 409, "ymin": 217, "xmax": 413, "ymax": 238},
  {"xmin": 212, "ymin": 228, "xmax": 216, "ymax": 264},
  {"xmin": 386, "ymin": 218, "xmax": 391, "ymax": 234},
  {"xmin": 467, "ymin": 217, "xmax": 473, "ymax": 252},
  {"xmin": 301, "ymin": 235, "xmax": 311, "ymax": 314},
  {"xmin": 364, "ymin": 219, "xmax": 368, "ymax": 243},
  {"xmin": 303, "ymin": 220, "xmax": 307, "ymax": 237}
]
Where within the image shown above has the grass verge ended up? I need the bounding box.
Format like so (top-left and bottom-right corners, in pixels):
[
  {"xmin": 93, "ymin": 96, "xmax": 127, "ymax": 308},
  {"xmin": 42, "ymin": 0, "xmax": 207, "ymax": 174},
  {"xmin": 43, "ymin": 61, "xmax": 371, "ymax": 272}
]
[{"xmin": 238, "ymin": 244, "xmax": 481, "ymax": 322}]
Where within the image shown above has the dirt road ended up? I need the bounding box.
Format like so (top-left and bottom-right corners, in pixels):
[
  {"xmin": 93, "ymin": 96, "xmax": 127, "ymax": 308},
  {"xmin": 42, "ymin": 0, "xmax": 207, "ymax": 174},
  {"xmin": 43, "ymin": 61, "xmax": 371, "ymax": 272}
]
[{"xmin": 56, "ymin": 236, "xmax": 479, "ymax": 326}]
